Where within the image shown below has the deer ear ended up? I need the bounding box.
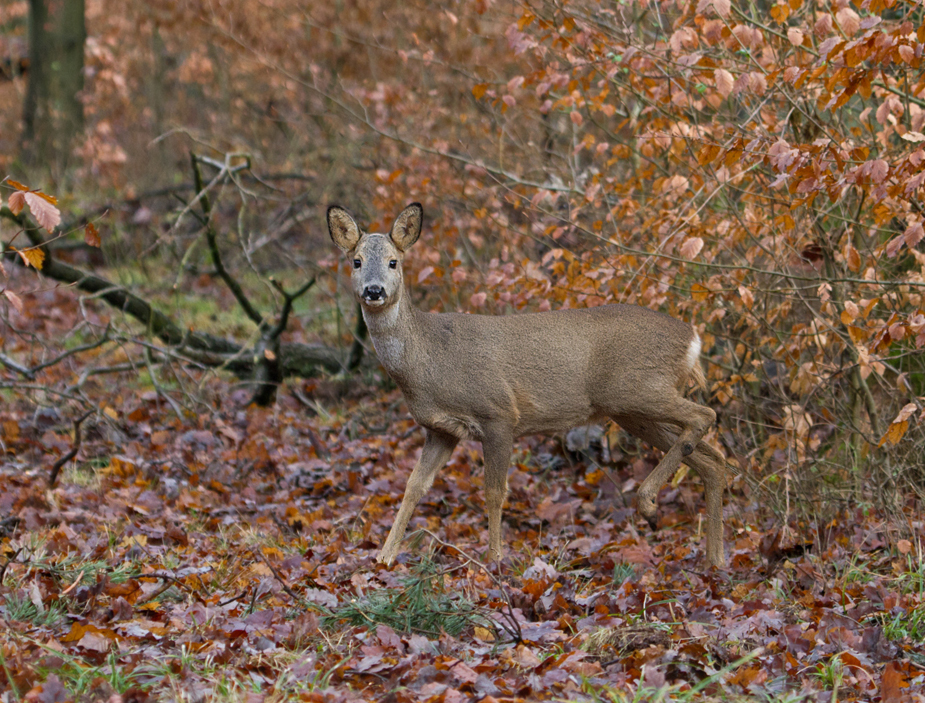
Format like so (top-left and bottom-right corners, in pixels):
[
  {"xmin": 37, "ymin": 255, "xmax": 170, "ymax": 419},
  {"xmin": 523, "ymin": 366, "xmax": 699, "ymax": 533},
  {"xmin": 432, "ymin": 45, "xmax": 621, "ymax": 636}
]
[
  {"xmin": 327, "ymin": 206, "xmax": 362, "ymax": 253},
  {"xmin": 390, "ymin": 203, "xmax": 423, "ymax": 252}
]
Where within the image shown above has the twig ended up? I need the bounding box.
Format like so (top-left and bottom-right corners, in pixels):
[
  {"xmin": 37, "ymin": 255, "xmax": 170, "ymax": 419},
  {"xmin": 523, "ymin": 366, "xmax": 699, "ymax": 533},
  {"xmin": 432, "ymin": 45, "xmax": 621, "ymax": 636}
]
[
  {"xmin": 49, "ymin": 411, "xmax": 93, "ymax": 487},
  {"xmin": 134, "ymin": 579, "xmax": 175, "ymax": 607},
  {"xmin": 268, "ymin": 275, "xmax": 316, "ymax": 338},
  {"xmin": 250, "ymin": 547, "xmax": 325, "ymax": 612},
  {"xmin": 134, "ymin": 570, "xmax": 202, "ymax": 606},
  {"xmin": 142, "ymin": 344, "xmax": 185, "ymax": 418},
  {"xmin": 0, "ymin": 382, "xmax": 87, "ymax": 403},
  {"xmin": 191, "ymin": 152, "xmax": 265, "ymax": 327},
  {"xmin": 0, "ymin": 353, "xmax": 33, "ymax": 379},
  {"xmin": 28, "ymin": 327, "xmax": 112, "ymax": 376}
]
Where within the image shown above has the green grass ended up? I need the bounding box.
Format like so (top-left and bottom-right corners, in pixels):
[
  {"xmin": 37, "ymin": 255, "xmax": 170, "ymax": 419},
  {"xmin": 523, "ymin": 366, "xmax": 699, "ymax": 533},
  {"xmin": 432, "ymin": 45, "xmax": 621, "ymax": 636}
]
[
  {"xmin": 0, "ymin": 590, "xmax": 67, "ymax": 628},
  {"xmin": 612, "ymin": 562, "xmax": 635, "ymax": 585},
  {"xmin": 879, "ymin": 604, "xmax": 925, "ymax": 642},
  {"xmin": 322, "ymin": 559, "xmax": 490, "ymax": 638},
  {"xmin": 105, "ymin": 258, "xmax": 335, "ymax": 342},
  {"xmin": 43, "ymin": 650, "xmax": 148, "ymax": 697}
]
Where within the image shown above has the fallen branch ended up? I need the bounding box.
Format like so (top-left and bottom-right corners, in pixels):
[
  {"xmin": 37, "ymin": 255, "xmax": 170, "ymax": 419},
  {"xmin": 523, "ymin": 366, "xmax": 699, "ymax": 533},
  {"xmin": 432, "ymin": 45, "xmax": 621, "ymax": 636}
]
[
  {"xmin": 1, "ymin": 206, "xmax": 347, "ymax": 386},
  {"xmin": 49, "ymin": 410, "xmax": 93, "ymax": 487},
  {"xmin": 189, "ymin": 153, "xmax": 337, "ymax": 405}
]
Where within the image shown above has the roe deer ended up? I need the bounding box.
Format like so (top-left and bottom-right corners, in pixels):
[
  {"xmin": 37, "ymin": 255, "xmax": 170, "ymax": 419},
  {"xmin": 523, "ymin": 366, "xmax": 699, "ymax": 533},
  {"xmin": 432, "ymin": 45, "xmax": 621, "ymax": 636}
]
[{"xmin": 328, "ymin": 203, "xmax": 728, "ymax": 567}]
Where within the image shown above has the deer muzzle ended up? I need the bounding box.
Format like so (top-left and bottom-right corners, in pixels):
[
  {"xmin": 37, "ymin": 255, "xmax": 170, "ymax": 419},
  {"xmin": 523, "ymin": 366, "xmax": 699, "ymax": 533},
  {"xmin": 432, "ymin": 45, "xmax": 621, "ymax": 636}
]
[{"xmin": 362, "ymin": 284, "xmax": 386, "ymax": 305}]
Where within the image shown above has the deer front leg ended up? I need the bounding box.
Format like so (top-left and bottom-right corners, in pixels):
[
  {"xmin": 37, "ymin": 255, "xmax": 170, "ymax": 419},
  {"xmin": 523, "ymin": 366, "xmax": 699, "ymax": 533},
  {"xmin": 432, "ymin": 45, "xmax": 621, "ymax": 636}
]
[
  {"xmin": 481, "ymin": 426, "xmax": 514, "ymax": 562},
  {"xmin": 378, "ymin": 429, "xmax": 458, "ymax": 565}
]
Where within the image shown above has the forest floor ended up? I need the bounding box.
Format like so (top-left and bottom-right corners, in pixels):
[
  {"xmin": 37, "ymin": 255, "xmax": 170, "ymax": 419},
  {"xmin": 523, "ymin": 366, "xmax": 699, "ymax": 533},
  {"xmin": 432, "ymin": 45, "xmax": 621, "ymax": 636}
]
[{"xmin": 0, "ymin": 278, "xmax": 924, "ymax": 703}]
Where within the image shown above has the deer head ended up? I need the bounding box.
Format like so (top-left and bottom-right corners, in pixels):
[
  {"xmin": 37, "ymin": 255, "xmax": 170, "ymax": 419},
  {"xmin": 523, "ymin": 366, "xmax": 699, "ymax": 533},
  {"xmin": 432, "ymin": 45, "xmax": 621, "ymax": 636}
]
[{"xmin": 327, "ymin": 203, "xmax": 423, "ymax": 312}]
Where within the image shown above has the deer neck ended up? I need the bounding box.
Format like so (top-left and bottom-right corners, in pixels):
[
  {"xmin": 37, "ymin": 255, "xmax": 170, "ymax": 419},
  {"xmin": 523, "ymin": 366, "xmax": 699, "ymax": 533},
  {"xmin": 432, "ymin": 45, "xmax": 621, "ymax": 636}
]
[{"xmin": 361, "ymin": 285, "xmax": 420, "ymax": 377}]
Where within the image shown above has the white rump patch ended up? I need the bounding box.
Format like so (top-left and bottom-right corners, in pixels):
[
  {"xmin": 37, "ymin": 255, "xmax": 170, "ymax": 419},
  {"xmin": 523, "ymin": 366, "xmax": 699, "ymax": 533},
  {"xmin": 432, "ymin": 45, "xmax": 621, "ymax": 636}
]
[{"xmin": 685, "ymin": 333, "xmax": 702, "ymax": 370}]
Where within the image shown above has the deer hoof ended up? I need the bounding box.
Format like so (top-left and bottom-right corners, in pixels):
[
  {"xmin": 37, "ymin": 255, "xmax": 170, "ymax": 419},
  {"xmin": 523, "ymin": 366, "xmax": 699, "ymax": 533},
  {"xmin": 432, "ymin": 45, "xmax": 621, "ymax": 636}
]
[
  {"xmin": 637, "ymin": 493, "xmax": 656, "ymax": 518},
  {"xmin": 681, "ymin": 441, "xmax": 694, "ymax": 456}
]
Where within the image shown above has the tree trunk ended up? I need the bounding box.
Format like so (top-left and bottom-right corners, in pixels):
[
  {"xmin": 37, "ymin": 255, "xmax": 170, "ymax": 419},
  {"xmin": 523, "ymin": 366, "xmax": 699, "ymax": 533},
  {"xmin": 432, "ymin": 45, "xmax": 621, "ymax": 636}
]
[{"xmin": 22, "ymin": 0, "xmax": 86, "ymax": 175}]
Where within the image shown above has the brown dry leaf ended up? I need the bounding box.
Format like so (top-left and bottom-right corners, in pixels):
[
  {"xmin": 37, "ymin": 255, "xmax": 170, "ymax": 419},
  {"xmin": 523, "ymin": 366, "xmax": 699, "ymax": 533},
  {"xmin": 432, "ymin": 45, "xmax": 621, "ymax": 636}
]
[
  {"xmin": 715, "ymin": 68, "xmax": 734, "ymax": 98},
  {"xmin": 881, "ymin": 661, "xmax": 909, "ymax": 703},
  {"xmin": 474, "ymin": 626, "xmax": 495, "ymax": 642},
  {"xmin": 109, "ymin": 456, "xmax": 137, "ymax": 477},
  {"xmin": 893, "ymin": 402, "xmax": 917, "ymax": 424},
  {"xmin": 78, "ymin": 630, "xmax": 114, "ymax": 653},
  {"xmin": 739, "ymin": 285, "xmax": 754, "ymax": 309},
  {"xmin": 2, "ymin": 289, "xmax": 23, "ymax": 313},
  {"xmin": 904, "ymin": 222, "xmax": 923, "ymax": 248},
  {"xmin": 867, "ymin": 159, "xmax": 889, "ymax": 184},
  {"xmin": 25, "ymin": 192, "xmax": 61, "ymax": 232},
  {"xmin": 836, "ymin": 6, "xmax": 859, "ymax": 35},
  {"xmin": 84, "ymin": 222, "xmax": 101, "ymax": 247},
  {"xmin": 680, "ymin": 237, "xmax": 704, "ymax": 260},
  {"xmin": 512, "ymin": 644, "xmax": 542, "ymax": 668},
  {"xmin": 845, "ymin": 244, "xmax": 861, "ymax": 271},
  {"xmin": 897, "ymin": 539, "xmax": 912, "ymax": 555},
  {"xmin": 696, "ymin": 0, "xmax": 729, "ymax": 16},
  {"xmin": 7, "ymin": 191, "xmax": 26, "ymax": 215},
  {"xmin": 33, "ymin": 191, "xmax": 57, "ymax": 205}
]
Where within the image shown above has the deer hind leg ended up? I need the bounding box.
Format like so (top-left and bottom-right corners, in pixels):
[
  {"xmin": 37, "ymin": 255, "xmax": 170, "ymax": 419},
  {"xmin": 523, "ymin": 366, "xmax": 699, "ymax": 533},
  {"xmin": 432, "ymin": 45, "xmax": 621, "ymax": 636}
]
[
  {"xmin": 481, "ymin": 425, "xmax": 514, "ymax": 562},
  {"xmin": 616, "ymin": 400, "xmax": 726, "ymax": 566},
  {"xmin": 378, "ymin": 429, "xmax": 458, "ymax": 565},
  {"xmin": 682, "ymin": 440, "xmax": 727, "ymax": 567}
]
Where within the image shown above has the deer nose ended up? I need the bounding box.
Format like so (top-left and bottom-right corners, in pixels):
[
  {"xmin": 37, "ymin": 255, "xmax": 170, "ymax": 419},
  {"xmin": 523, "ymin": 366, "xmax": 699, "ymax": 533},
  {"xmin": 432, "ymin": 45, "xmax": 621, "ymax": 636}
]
[{"xmin": 363, "ymin": 285, "xmax": 384, "ymax": 301}]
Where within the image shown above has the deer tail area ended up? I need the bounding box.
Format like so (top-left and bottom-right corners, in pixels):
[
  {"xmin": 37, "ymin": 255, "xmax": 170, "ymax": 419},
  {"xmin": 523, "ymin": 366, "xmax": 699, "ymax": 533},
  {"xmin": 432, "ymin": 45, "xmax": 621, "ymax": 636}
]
[{"xmin": 685, "ymin": 330, "xmax": 708, "ymax": 393}]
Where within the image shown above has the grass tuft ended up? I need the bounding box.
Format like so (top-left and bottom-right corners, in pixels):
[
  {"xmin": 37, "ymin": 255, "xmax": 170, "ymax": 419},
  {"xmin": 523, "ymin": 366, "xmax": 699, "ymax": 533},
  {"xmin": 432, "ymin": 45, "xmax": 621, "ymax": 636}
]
[{"xmin": 323, "ymin": 560, "xmax": 490, "ymax": 637}]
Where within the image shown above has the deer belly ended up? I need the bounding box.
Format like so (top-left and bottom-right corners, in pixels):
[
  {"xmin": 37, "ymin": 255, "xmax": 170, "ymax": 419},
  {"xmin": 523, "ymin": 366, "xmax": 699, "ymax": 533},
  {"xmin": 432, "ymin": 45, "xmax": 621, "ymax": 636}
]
[{"xmin": 511, "ymin": 391, "xmax": 597, "ymax": 437}]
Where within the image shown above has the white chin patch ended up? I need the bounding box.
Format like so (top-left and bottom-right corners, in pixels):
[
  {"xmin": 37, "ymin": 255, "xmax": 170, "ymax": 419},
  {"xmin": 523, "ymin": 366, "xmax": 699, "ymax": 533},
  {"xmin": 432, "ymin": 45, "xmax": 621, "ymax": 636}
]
[{"xmin": 363, "ymin": 298, "xmax": 387, "ymax": 308}]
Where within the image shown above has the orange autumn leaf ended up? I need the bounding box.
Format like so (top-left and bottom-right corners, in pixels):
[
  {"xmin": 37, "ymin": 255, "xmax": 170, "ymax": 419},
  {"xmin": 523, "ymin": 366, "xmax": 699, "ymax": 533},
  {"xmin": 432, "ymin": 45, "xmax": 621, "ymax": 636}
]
[
  {"xmin": 17, "ymin": 247, "xmax": 45, "ymax": 270},
  {"xmin": 85, "ymin": 222, "xmax": 101, "ymax": 247}
]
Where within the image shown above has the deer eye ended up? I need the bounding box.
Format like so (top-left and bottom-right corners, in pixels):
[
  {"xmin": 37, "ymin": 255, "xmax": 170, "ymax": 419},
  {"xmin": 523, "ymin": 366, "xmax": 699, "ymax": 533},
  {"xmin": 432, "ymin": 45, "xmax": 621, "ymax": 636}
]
[
  {"xmin": 389, "ymin": 260, "xmax": 398, "ymax": 269},
  {"xmin": 353, "ymin": 259, "xmax": 361, "ymax": 269}
]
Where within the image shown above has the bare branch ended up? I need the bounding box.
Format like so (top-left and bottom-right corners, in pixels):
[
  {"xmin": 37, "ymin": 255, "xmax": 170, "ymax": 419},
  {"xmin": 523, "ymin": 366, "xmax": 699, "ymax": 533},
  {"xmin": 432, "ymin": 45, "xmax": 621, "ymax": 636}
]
[
  {"xmin": 190, "ymin": 152, "xmax": 266, "ymax": 328},
  {"xmin": 49, "ymin": 411, "xmax": 93, "ymax": 487}
]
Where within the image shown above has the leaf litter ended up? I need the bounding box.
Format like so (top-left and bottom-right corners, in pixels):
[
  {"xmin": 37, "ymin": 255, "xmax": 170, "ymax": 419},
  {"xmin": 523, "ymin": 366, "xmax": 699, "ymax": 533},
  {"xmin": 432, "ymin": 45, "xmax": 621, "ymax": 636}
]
[{"xmin": 0, "ymin": 295, "xmax": 922, "ymax": 701}]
